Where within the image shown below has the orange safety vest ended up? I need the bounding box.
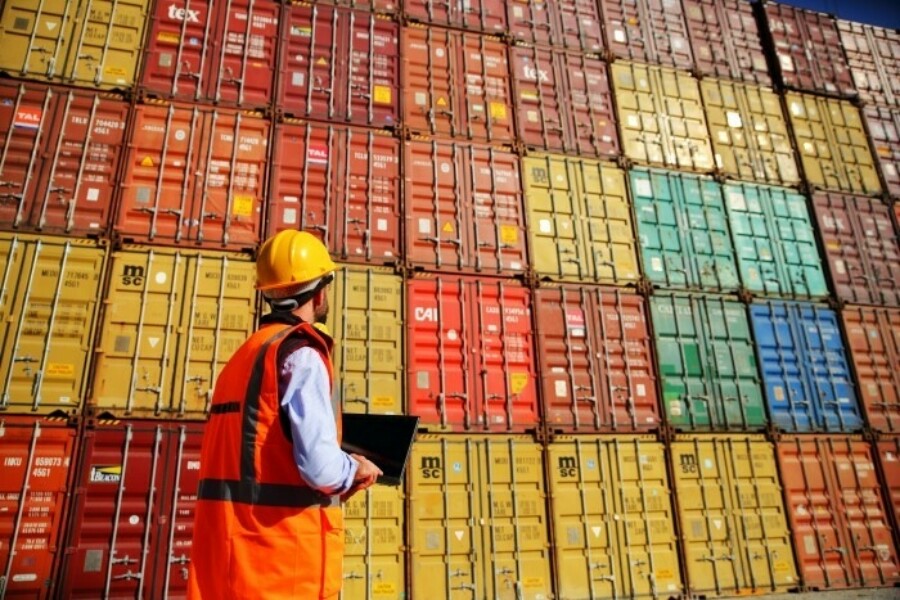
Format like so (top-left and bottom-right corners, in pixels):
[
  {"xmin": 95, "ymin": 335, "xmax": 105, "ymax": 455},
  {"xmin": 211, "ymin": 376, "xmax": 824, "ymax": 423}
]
[{"xmin": 187, "ymin": 321, "xmax": 344, "ymax": 600}]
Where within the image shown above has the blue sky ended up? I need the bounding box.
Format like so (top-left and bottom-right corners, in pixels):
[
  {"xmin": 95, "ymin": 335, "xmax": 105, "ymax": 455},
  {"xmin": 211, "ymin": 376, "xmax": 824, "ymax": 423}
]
[{"xmin": 780, "ymin": 0, "xmax": 900, "ymax": 28}]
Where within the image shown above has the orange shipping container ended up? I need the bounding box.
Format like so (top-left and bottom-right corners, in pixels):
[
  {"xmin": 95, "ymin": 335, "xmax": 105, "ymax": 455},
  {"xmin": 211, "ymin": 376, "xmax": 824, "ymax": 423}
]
[{"xmin": 876, "ymin": 437, "xmax": 900, "ymax": 548}]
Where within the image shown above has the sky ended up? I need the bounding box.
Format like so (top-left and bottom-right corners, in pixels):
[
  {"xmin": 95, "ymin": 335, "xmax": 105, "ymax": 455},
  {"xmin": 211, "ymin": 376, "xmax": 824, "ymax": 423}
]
[{"xmin": 779, "ymin": 0, "xmax": 900, "ymax": 28}]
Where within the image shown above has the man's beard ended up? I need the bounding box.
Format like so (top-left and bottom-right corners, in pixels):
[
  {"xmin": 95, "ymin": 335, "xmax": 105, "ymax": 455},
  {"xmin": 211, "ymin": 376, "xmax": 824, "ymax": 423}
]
[{"xmin": 314, "ymin": 296, "xmax": 329, "ymax": 324}]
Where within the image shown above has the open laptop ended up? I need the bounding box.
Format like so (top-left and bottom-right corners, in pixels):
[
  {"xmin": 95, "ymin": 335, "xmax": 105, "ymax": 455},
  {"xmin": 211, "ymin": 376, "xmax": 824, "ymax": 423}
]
[{"xmin": 341, "ymin": 413, "xmax": 419, "ymax": 486}]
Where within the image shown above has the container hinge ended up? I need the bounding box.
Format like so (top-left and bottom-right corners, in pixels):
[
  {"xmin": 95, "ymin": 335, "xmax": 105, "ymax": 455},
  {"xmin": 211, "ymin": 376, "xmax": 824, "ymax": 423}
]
[
  {"xmin": 170, "ymin": 552, "xmax": 190, "ymax": 565},
  {"xmin": 112, "ymin": 570, "xmax": 143, "ymax": 581},
  {"xmin": 0, "ymin": 193, "xmax": 23, "ymax": 203},
  {"xmin": 343, "ymin": 571, "xmax": 364, "ymax": 580}
]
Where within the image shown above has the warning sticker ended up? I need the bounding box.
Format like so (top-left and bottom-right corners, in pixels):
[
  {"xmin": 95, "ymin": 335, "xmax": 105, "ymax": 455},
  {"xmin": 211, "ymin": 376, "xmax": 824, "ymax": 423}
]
[
  {"xmin": 436, "ymin": 96, "xmax": 448, "ymax": 107},
  {"xmin": 372, "ymin": 582, "xmax": 396, "ymax": 596},
  {"xmin": 158, "ymin": 31, "xmax": 180, "ymax": 44},
  {"xmin": 500, "ymin": 225, "xmax": 518, "ymax": 245},
  {"xmin": 141, "ymin": 156, "xmax": 154, "ymax": 167},
  {"xmin": 442, "ymin": 222, "xmax": 454, "ymax": 233},
  {"xmin": 14, "ymin": 107, "xmax": 42, "ymax": 129},
  {"xmin": 372, "ymin": 396, "xmax": 393, "ymax": 408},
  {"xmin": 46, "ymin": 363, "xmax": 74, "ymax": 376},
  {"xmin": 489, "ymin": 102, "xmax": 508, "ymax": 120},
  {"xmin": 373, "ymin": 85, "xmax": 392, "ymax": 105},
  {"xmin": 510, "ymin": 373, "xmax": 529, "ymax": 394},
  {"xmin": 232, "ymin": 195, "xmax": 254, "ymax": 217}
]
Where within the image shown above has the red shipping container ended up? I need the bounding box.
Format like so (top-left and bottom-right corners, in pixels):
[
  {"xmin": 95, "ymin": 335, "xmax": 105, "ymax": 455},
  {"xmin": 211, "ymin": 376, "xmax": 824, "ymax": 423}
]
[
  {"xmin": 812, "ymin": 193, "xmax": 900, "ymax": 307},
  {"xmin": 507, "ymin": 0, "xmax": 604, "ymax": 53},
  {"xmin": 404, "ymin": 138, "xmax": 526, "ymax": 275},
  {"xmin": 683, "ymin": 0, "xmax": 771, "ymax": 85},
  {"xmin": 761, "ymin": 2, "xmax": 856, "ymax": 98},
  {"xmin": 776, "ymin": 436, "xmax": 899, "ymax": 589},
  {"xmin": 56, "ymin": 420, "xmax": 204, "ymax": 599},
  {"xmin": 863, "ymin": 105, "xmax": 900, "ymax": 199},
  {"xmin": 268, "ymin": 119, "xmax": 400, "ymax": 263},
  {"xmin": 403, "ymin": 0, "xmax": 506, "ymax": 33},
  {"xmin": 276, "ymin": 3, "xmax": 399, "ymax": 128},
  {"xmin": 838, "ymin": 20, "xmax": 900, "ymax": 108},
  {"xmin": 115, "ymin": 103, "xmax": 267, "ymax": 250},
  {"xmin": 509, "ymin": 45, "xmax": 618, "ymax": 158},
  {"xmin": 599, "ymin": 0, "xmax": 694, "ymax": 70},
  {"xmin": 0, "ymin": 81, "xmax": 128, "ymax": 236},
  {"xmin": 842, "ymin": 307, "xmax": 900, "ymax": 434},
  {"xmin": 407, "ymin": 274, "xmax": 538, "ymax": 431},
  {"xmin": 0, "ymin": 416, "xmax": 77, "ymax": 600},
  {"xmin": 402, "ymin": 25, "xmax": 514, "ymax": 143},
  {"xmin": 534, "ymin": 285, "xmax": 660, "ymax": 433},
  {"xmin": 876, "ymin": 437, "xmax": 900, "ymax": 546}
]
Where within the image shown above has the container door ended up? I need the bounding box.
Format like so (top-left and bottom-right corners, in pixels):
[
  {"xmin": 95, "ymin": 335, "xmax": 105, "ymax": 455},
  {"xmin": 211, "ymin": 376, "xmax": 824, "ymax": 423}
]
[
  {"xmin": 405, "ymin": 0, "xmax": 507, "ymax": 33},
  {"xmin": 210, "ymin": 0, "xmax": 279, "ymax": 108},
  {"xmin": 509, "ymin": 46, "xmax": 567, "ymax": 154},
  {"xmin": 0, "ymin": 0, "xmax": 79, "ymax": 81},
  {"xmin": 600, "ymin": 0, "xmax": 693, "ymax": 69},
  {"xmin": 862, "ymin": 105, "xmax": 900, "ymax": 199},
  {"xmin": 342, "ymin": 485, "xmax": 406, "ymax": 599},
  {"xmin": 842, "ymin": 308, "xmax": 900, "ymax": 433},
  {"xmin": 838, "ymin": 21, "xmax": 900, "ymax": 108}
]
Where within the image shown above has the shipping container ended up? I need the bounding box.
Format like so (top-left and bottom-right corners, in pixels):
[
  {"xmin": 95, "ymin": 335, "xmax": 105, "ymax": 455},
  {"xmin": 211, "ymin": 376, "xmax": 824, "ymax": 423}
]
[
  {"xmin": 599, "ymin": 0, "xmax": 693, "ymax": 69},
  {"xmin": 277, "ymin": 3, "xmax": 399, "ymax": 128},
  {"xmin": 405, "ymin": 138, "xmax": 526, "ymax": 275},
  {"xmin": 751, "ymin": 301, "xmax": 863, "ymax": 432},
  {"xmin": 509, "ymin": 45, "xmax": 618, "ymax": 158},
  {"xmin": 523, "ymin": 154, "xmax": 639, "ymax": 285},
  {"xmin": 325, "ymin": 265, "xmax": 404, "ymax": 415},
  {"xmin": 534, "ymin": 286, "xmax": 660, "ymax": 433},
  {"xmin": 611, "ymin": 62, "xmax": 714, "ymax": 173},
  {"xmin": 0, "ymin": 416, "xmax": 78, "ymax": 600},
  {"xmin": 268, "ymin": 120, "xmax": 400, "ymax": 263},
  {"xmin": 759, "ymin": 2, "xmax": 856, "ymax": 98},
  {"xmin": 862, "ymin": 104, "xmax": 900, "ymax": 198},
  {"xmin": 115, "ymin": 103, "xmax": 268, "ymax": 250},
  {"xmin": 785, "ymin": 93, "xmax": 882, "ymax": 195},
  {"xmin": 140, "ymin": 0, "xmax": 280, "ymax": 109},
  {"xmin": 812, "ymin": 193, "xmax": 900, "ymax": 306},
  {"xmin": 0, "ymin": 81, "xmax": 129, "ymax": 236},
  {"xmin": 670, "ymin": 435, "xmax": 798, "ymax": 596},
  {"xmin": 838, "ymin": 19, "xmax": 900, "ymax": 108},
  {"xmin": 0, "ymin": 0, "xmax": 150, "ymax": 90},
  {"xmin": 322, "ymin": 0, "xmax": 396, "ymax": 12},
  {"xmin": 407, "ymin": 274, "xmax": 538, "ymax": 431},
  {"xmin": 776, "ymin": 435, "xmax": 899, "ymax": 589},
  {"xmin": 56, "ymin": 420, "xmax": 205, "ymax": 599},
  {"xmin": 724, "ymin": 182, "xmax": 828, "ymax": 299},
  {"xmin": 88, "ymin": 247, "xmax": 257, "ymax": 419},
  {"xmin": 402, "ymin": 25, "xmax": 514, "ymax": 142},
  {"xmin": 342, "ymin": 485, "xmax": 405, "ymax": 600},
  {"xmin": 409, "ymin": 434, "xmax": 552, "ymax": 600},
  {"xmin": 651, "ymin": 294, "xmax": 766, "ymax": 430},
  {"xmin": 0, "ymin": 234, "xmax": 106, "ymax": 415},
  {"xmin": 682, "ymin": 0, "xmax": 771, "ymax": 85},
  {"xmin": 630, "ymin": 168, "xmax": 740, "ymax": 293},
  {"xmin": 701, "ymin": 79, "xmax": 800, "ymax": 186},
  {"xmin": 507, "ymin": 0, "xmax": 604, "ymax": 53},
  {"xmin": 403, "ymin": 0, "xmax": 506, "ymax": 33},
  {"xmin": 876, "ymin": 437, "xmax": 900, "ymax": 547},
  {"xmin": 841, "ymin": 307, "xmax": 900, "ymax": 434}
]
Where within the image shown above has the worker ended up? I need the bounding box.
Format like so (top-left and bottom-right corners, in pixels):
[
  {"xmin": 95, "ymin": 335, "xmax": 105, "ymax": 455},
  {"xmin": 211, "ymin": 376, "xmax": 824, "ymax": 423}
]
[{"xmin": 187, "ymin": 230, "xmax": 382, "ymax": 599}]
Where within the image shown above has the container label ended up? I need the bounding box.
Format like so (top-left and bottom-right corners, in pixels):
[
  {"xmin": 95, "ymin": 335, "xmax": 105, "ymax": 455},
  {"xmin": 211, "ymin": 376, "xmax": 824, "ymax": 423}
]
[
  {"xmin": 500, "ymin": 225, "xmax": 518, "ymax": 245},
  {"xmin": 555, "ymin": 380, "xmax": 567, "ymax": 397},
  {"xmin": 46, "ymin": 363, "xmax": 74, "ymax": 376},
  {"xmin": 308, "ymin": 145, "xmax": 328, "ymax": 164},
  {"xmin": 523, "ymin": 577, "xmax": 543, "ymax": 588},
  {"xmin": 373, "ymin": 85, "xmax": 392, "ymax": 105},
  {"xmin": 633, "ymin": 178, "xmax": 652, "ymax": 197},
  {"xmin": 510, "ymin": 373, "xmax": 528, "ymax": 394},
  {"xmin": 372, "ymin": 582, "xmax": 396, "ymax": 596},
  {"xmin": 489, "ymin": 102, "xmax": 507, "ymax": 120},
  {"xmin": 372, "ymin": 396, "xmax": 393, "ymax": 408},
  {"xmin": 232, "ymin": 195, "xmax": 254, "ymax": 217},
  {"xmin": 158, "ymin": 32, "xmax": 180, "ymax": 44},
  {"xmin": 90, "ymin": 465, "xmax": 122, "ymax": 483},
  {"xmin": 14, "ymin": 107, "xmax": 42, "ymax": 129}
]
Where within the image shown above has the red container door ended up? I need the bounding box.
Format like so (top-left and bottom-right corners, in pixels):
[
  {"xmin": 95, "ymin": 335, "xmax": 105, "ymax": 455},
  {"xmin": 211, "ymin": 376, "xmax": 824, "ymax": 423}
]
[
  {"xmin": 599, "ymin": 0, "xmax": 694, "ymax": 69},
  {"xmin": 842, "ymin": 307, "xmax": 900, "ymax": 434},
  {"xmin": 0, "ymin": 416, "xmax": 77, "ymax": 600},
  {"xmin": 404, "ymin": 0, "xmax": 506, "ymax": 33},
  {"xmin": 877, "ymin": 438, "xmax": 900, "ymax": 544},
  {"xmin": 507, "ymin": 0, "xmax": 604, "ymax": 53},
  {"xmin": 863, "ymin": 105, "xmax": 900, "ymax": 198}
]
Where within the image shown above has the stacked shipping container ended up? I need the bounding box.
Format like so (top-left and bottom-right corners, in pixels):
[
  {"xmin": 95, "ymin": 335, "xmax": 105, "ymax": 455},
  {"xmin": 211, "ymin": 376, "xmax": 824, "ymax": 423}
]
[{"xmin": 0, "ymin": 0, "xmax": 899, "ymax": 598}]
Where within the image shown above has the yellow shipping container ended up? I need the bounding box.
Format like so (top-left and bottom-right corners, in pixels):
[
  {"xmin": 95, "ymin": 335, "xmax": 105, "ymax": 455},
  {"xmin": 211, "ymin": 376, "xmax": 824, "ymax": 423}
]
[
  {"xmin": 409, "ymin": 434, "xmax": 552, "ymax": 600},
  {"xmin": 523, "ymin": 154, "xmax": 639, "ymax": 285},
  {"xmin": 785, "ymin": 92, "xmax": 882, "ymax": 195},
  {"xmin": 88, "ymin": 246, "xmax": 257, "ymax": 419},
  {"xmin": 670, "ymin": 435, "xmax": 798, "ymax": 597},
  {"xmin": 547, "ymin": 435, "xmax": 682, "ymax": 600},
  {"xmin": 0, "ymin": 233, "xmax": 106, "ymax": 414},
  {"xmin": 342, "ymin": 485, "xmax": 406, "ymax": 600}
]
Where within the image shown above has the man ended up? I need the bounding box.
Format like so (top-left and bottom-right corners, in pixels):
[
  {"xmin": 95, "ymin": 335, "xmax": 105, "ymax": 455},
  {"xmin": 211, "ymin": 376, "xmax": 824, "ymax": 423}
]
[{"xmin": 188, "ymin": 230, "xmax": 382, "ymax": 599}]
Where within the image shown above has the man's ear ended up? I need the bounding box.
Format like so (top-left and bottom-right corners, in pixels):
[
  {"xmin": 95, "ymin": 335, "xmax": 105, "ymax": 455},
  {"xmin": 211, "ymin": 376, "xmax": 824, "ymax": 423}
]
[{"xmin": 312, "ymin": 288, "xmax": 325, "ymax": 306}]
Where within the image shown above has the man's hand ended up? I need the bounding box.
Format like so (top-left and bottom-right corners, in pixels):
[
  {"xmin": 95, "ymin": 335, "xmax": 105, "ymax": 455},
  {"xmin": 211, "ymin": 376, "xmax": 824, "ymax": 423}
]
[{"xmin": 341, "ymin": 454, "xmax": 383, "ymax": 502}]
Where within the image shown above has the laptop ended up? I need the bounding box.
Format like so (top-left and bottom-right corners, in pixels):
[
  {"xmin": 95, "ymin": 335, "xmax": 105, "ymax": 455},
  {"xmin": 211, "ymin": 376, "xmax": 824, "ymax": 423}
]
[{"xmin": 341, "ymin": 413, "xmax": 419, "ymax": 486}]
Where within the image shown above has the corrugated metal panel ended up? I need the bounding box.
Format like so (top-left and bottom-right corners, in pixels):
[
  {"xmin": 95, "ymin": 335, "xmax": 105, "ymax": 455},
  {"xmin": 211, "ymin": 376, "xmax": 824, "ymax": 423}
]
[
  {"xmin": 751, "ymin": 301, "xmax": 862, "ymax": 432},
  {"xmin": 409, "ymin": 435, "xmax": 552, "ymax": 599},
  {"xmin": 211, "ymin": 0, "xmax": 279, "ymax": 107},
  {"xmin": 342, "ymin": 486, "xmax": 405, "ymax": 600},
  {"xmin": 701, "ymin": 79, "xmax": 800, "ymax": 186},
  {"xmin": 863, "ymin": 105, "xmax": 900, "ymax": 198},
  {"xmin": 761, "ymin": 2, "xmax": 856, "ymax": 98},
  {"xmin": 776, "ymin": 435, "xmax": 899, "ymax": 588},
  {"xmin": 876, "ymin": 437, "xmax": 900, "ymax": 547},
  {"xmin": 509, "ymin": 45, "xmax": 618, "ymax": 158},
  {"xmin": 611, "ymin": 62, "xmax": 714, "ymax": 173},
  {"xmin": 812, "ymin": 193, "xmax": 900, "ymax": 306},
  {"xmin": 403, "ymin": 0, "xmax": 506, "ymax": 33},
  {"xmin": 0, "ymin": 0, "xmax": 80, "ymax": 81},
  {"xmin": 842, "ymin": 307, "xmax": 900, "ymax": 434},
  {"xmin": 631, "ymin": 169, "xmax": 740, "ymax": 292},
  {"xmin": 523, "ymin": 155, "xmax": 639, "ymax": 285},
  {"xmin": 268, "ymin": 120, "xmax": 400, "ymax": 264},
  {"xmin": 534, "ymin": 286, "xmax": 660, "ymax": 432},
  {"xmin": 507, "ymin": 0, "xmax": 604, "ymax": 53},
  {"xmin": 0, "ymin": 234, "xmax": 106, "ymax": 415},
  {"xmin": 682, "ymin": 0, "xmax": 770, "ymax": 85},
  {"xmin": 402, "ymin": 25, "xmax": 514, "ymax": 142},
  {"xmin": 838, "ymin": 19, "xmax": 900, "ymax": 108},
  {"xmin": 651, "ymin": 294, "xmax": 766, "ymax": 430},
  {"xmin": 320, "ymin": 0, "xmax": 397, "ymax": 12},
  {"xmin": 671, "ymin": 435, "xmax": 798, "ymax": 596},
  {"xmin": 599, "ymin": 0, "xmax": 693, "ymax": 69},
  {"xmin": 88, "ymin": 247, "xmax": 257, "ymax": 419},
  {"xmin": 405, "ymin": 138, "xmax": 526, "ymax": 275},
  {"xmin": 786, "ymin": 93, "xmax": 882, "ymax": 196},
  {"xmin": 547, "ymin": 436, "xmax": 682, "ymax": 599},
  {"xmin": 407, "ymin": 274, "xmax": 538, "ymax": 432},
  {"xmin": 0, "ymin": 416, "xmax": 77, "ymax": 600},
  {"xmin": 724, "ymin": 182, "xmax": 828, "ymax": 299},
  {"xmin": 115, "ymin": 103, "xmax": 268, "ymax": 250},
  {"xmin": 326, "ymin": 265, "xmax": 403, "ymax": 415}
]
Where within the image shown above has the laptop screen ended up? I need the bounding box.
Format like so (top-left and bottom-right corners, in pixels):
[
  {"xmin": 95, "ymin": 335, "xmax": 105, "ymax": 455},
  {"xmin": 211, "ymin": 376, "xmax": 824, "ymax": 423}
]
[{"xmin": 341, "ymin": 413, "xmax": 419, "ymax": 486}]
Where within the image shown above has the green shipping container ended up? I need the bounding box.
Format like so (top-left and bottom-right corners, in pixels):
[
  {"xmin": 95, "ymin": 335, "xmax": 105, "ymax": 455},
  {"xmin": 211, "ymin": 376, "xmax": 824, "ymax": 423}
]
[{"xmin": 651, "ymin": 294, "xmax": 766, "ymax": 430}]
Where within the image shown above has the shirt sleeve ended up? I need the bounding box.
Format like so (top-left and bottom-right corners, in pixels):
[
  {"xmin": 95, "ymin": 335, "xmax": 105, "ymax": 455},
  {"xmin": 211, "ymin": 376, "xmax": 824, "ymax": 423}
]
[{"xmin": 280, "ymin": 346, "xmax": 358, "ymax": 495}]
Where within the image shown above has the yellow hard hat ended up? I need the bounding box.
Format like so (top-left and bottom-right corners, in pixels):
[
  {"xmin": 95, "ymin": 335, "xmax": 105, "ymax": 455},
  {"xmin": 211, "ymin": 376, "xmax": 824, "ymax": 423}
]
[{"xmin": 256, "ymin": 230, "xmax": 338, "ymax": 292}]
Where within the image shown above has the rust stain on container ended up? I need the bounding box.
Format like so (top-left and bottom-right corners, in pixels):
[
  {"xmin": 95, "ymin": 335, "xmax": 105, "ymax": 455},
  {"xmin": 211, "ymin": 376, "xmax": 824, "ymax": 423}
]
[
  {"xmin": 404, "ymin": 0, "xmax": 506, "ymax": 33},
  {"xmin": 862, "ymin": 105, "xmax": 900, "ymax": 198},
  {"xmin": 683, "ymin": 0, "xmax": 770, "ymax": 85},
  {"xmin": 599, "ymin": 0, "xmax": 694, "ymax": 69},
  {"xmin": 838, "ymin": 19, "xmax": 900, "ymax": 108},
  {"xmin": 507, "ymin": 0, "xmax": 604, "ymax": 53},
  {"xmin": 842, "ymin": 307, "xmax": 900, "ymax": 434}
]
